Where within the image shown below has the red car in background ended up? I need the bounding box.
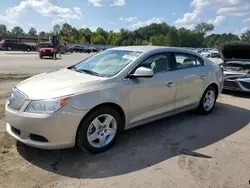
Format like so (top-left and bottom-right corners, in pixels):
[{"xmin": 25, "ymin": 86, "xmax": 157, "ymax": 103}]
[{"xmin": 39, "ymin": 42, "xmax": 57, "ymax": 59}]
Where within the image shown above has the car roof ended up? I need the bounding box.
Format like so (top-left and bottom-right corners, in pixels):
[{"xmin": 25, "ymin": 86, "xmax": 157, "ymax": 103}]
[{"xmin": 109, "ymin": 45, "xmax": 196, "ymax": 54}]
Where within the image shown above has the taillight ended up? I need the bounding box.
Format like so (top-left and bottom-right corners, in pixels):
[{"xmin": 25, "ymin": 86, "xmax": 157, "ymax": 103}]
[{"xmin": 2, "ymin": 42, "xmax": 6, "ymax": 46}]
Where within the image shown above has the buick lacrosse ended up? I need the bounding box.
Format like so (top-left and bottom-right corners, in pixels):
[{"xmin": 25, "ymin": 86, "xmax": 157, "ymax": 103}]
[{"xmin": 5, "ymin": 46, "xmax": 223, "ymax": 154}]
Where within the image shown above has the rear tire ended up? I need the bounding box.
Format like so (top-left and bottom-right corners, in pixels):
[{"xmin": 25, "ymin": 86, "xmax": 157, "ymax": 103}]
[
  {"xmin": 76, "ymin": 107, "xmax": 123, "ymax": 154},
  {"xmin": 39, "ymin": 54, "xmax": 43, "ymax": 59},
  {"xmin": 196, "ymin": 85, "xmax": 217, "ymax": 115}
]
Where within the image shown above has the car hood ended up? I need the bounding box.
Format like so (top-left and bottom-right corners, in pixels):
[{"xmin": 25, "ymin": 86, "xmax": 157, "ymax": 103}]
[
  {"xmin": 16, "ymin": 68, "xmax": 107, "ymax": 99},
  {"xmin": 220, "ymin": 42, "xmax": 250, "ymax": 62}
]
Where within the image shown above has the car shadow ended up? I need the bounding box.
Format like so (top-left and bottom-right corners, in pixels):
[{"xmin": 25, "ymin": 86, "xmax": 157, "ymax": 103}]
[
  {"xmin": 222, "ymin": 89, "xmax": 250, "ymax": 98},
  {"xmin": 17, "ymin": 102, "xmax": 250, "ymax": 179}
]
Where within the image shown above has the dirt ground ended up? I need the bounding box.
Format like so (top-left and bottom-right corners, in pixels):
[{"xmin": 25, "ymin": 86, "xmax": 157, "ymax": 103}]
[{"xmin": 1, "ymin": 55, "xmax": 250, "ymax": 187}]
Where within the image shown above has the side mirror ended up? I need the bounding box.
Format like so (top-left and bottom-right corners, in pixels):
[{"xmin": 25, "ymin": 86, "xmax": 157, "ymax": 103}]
[{"xmin": 128, "ymin": 67, "xmax": 153, "ymax": 78}]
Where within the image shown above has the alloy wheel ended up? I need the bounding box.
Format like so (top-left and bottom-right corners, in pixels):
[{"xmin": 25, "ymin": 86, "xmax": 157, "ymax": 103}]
[
  {"xmin": 87, "ymin": 114, "xmax": 117, "ymax": 148},
  {"xmin": 203, "ymin": 89, "xmax": 215, "ymax": 112}
]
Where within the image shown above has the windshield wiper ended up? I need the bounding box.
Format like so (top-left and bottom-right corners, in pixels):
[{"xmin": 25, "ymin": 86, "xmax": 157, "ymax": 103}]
[
  {"xmin": 69, "ymin": 67, "xmax": 104, "ymax": 77},
  {"xmin": 76, "ymin": 68, "xmax": 103, "ymax": 77},
  {"xmin": 69, "ymin": 66, "xmax": 81, "ymax": 72}
]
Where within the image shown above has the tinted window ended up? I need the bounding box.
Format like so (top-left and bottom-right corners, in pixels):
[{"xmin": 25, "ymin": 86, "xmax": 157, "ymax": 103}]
[
  {"xmin": 174, "ymin": 53, "xmax": 204, "ymax": 70},
  {"xmin": 196, "ymin": 56, "xmax": 204, "ymax": 67},
  {"xmin": 140, "ymin": 53, "xmax": 170, "ymax": 74}
]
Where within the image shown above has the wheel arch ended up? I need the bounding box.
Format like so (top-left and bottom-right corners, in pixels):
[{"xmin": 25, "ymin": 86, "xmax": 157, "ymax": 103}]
[
  {"xmin": 75, "ymin": 102, "xmax": 126, "ymax": 142},
  {"xmin": 206, "ymin": 83, "xmax": 219, "ymax": 99}
]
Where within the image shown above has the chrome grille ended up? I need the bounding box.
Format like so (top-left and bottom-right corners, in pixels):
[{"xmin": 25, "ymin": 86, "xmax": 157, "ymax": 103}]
[{"xmin": 7, "ymin": 88, "xmax": 27, "ymax": 111}]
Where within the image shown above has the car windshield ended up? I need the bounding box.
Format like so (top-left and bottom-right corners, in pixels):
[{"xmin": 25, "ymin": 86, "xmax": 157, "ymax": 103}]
[
  {"xmin": 40, "ymin": 43, "xmax": 53, "ymax": 48},
  {"xmin": 73, "ymin": 50, "xmax": 142, "ymax": 77}
]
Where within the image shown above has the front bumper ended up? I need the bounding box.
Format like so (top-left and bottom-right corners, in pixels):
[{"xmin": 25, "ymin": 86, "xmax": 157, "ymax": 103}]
[
  {"xmin": 5, "ymin": 103, "xmax": 87, "ymax": 149},
  {"xmin": 40, "ymin": 52, "xmax": 55, "ymax": 56},
  {"xmin": 223, "ymin": 78, "xmax": 250, "ymax": 92}
]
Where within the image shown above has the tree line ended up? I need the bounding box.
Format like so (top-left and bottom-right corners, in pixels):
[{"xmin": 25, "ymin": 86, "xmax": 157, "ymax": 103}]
[{"xmin": 0, "ymin": 22, "xmax": 249, "ymax": 48}]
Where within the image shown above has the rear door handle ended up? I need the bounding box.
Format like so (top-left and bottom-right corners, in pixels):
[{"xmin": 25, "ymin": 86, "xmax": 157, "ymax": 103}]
[
  {"xmin": 200, "ymin": 75, "xmax": 206, "ymax": 79},
  {"xmin": 167, "ymin": 82, "xmax": 175, "ymax": 87}
]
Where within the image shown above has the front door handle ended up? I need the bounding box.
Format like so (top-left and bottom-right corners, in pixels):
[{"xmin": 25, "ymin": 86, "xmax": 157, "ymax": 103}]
[
  {"xmin": 200, "ymin": 75, "xmax": 206, "ymax": 79},
  {"xmin": 167, "ymin": 82, "xmax": 175, "ymax": 87}
]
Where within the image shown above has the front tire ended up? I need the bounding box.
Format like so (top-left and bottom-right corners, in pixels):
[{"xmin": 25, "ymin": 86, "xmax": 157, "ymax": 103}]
[
  {"xmin": 196, "ymin": 85, "xmax": 217, "ymax": 115},
  {"xmin": 39, "ymin": 54, "xmax": 43, "ymax": 59},
  {"xmin": 76, "ymin": 107, "xmax": 123, "ymax": 154}
]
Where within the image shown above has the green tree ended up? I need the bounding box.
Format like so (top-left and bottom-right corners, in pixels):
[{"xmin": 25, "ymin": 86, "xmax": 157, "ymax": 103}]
[
  {"xmin": 149, "ymin": 35, "xmax": 168, "ymax": 46},
  {"xmin": 91, "ymin": 35, "xmax": 106, "ymax": 44},
  {"xmin": 44, "ymin": 32, "xmax": 53, "ymax": 39},
  {"xmin": 1, "ymin": 22, "xmax": 243, "ymax": 47},
  {"xmin": 241, "ymin": 30, "xmax": 250, "ymax": 42},
  {"xmin": 60, "ymin": 23, "xmax": 73, "ymax": 41},
  {"xmin": 96, "ymin": 27, "xmax": 108, "ymax": 39},
  {"xmin": 178, "ymin": 27, "xmax": 192, "ymax": 47},
  {"xmin": 11, "ymin": 26, "xmax": 25, "ymax": 36},
  {"xmin": 119, "ymin": 29, "xmax": 134, "ymax": 45},
  {"xmin": 204, "ymin": 34, "xmax": 221, "ymax": 47},
  {"xmin": 135, "ymin": 23, "xmax": 170, "ymax": 41},
  {"xmin": 195, "ymin": 22, "xmax": 214, "ymax": 35},
  {"xmin": 28, "ymin": 27, "xmax": 37, "ymax": 36},
  {"xmin": 78, "ymin": 28, "xmax": 93, "ymax": 44},
  {"xmin": 214, "ymin": 33, "xmax": 228, "ymax": 48},
  {"xmin": 166, "ymin": 27, "xmax": 180, "ymax": 46},
  {"xmin": 111, "ymin": 33, "xmax": 123, "ymax": 45},
  {"xmin": 71, "ymin": 27, "xmax": 80, "ymax": 42},
  {"xmin": 106, "ymin": 31, "xmax": 114, "ymax": 45},
  {"xmin": 227, "ymin": 33, "xmax": 239, "ymax": 41},
  {"xmin": 141, "ymin": 40, "xmax": 149, "ymax": 45},
  {"xmin": 39, "ymin": 31, "xmax": 46, "ymax": 38},
  {"xmin": 78, "ymin": 36, "xmax": 88, "ymax": 44},
  {"xmin": 53, "ymin": 24, "xmax": 61, "ymax": 35},
  {"xmin": 0, "ymin": 24, "xmax": 8, "ymax": 36}
]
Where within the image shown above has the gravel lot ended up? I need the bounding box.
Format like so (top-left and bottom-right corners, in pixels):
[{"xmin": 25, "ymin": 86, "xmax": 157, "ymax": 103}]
[{"xmin": 0, "ymin": 52, "xmax": 250, "ymax": 188}]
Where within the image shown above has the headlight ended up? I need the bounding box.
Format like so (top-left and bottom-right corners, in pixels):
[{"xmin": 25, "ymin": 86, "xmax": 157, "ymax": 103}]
[{"xmin": 25, "ymin": 96, "xmax": 71, "ymax": 114}]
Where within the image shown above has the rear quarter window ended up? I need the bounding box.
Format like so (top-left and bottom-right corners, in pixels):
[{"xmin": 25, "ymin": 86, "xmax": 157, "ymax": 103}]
[
  {"xmin": 174, "ymin": 52, "xmax": 204, "ymax": 70},
  {"xmin": 196, "ymin": 56, "xmax": 204, "ymax": 67}
]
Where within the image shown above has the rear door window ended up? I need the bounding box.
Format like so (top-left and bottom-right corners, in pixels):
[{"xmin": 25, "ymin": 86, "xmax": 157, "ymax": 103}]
[{"xmin": 173, "ymin": 52, "xmax": 204, "ymax": 70}]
